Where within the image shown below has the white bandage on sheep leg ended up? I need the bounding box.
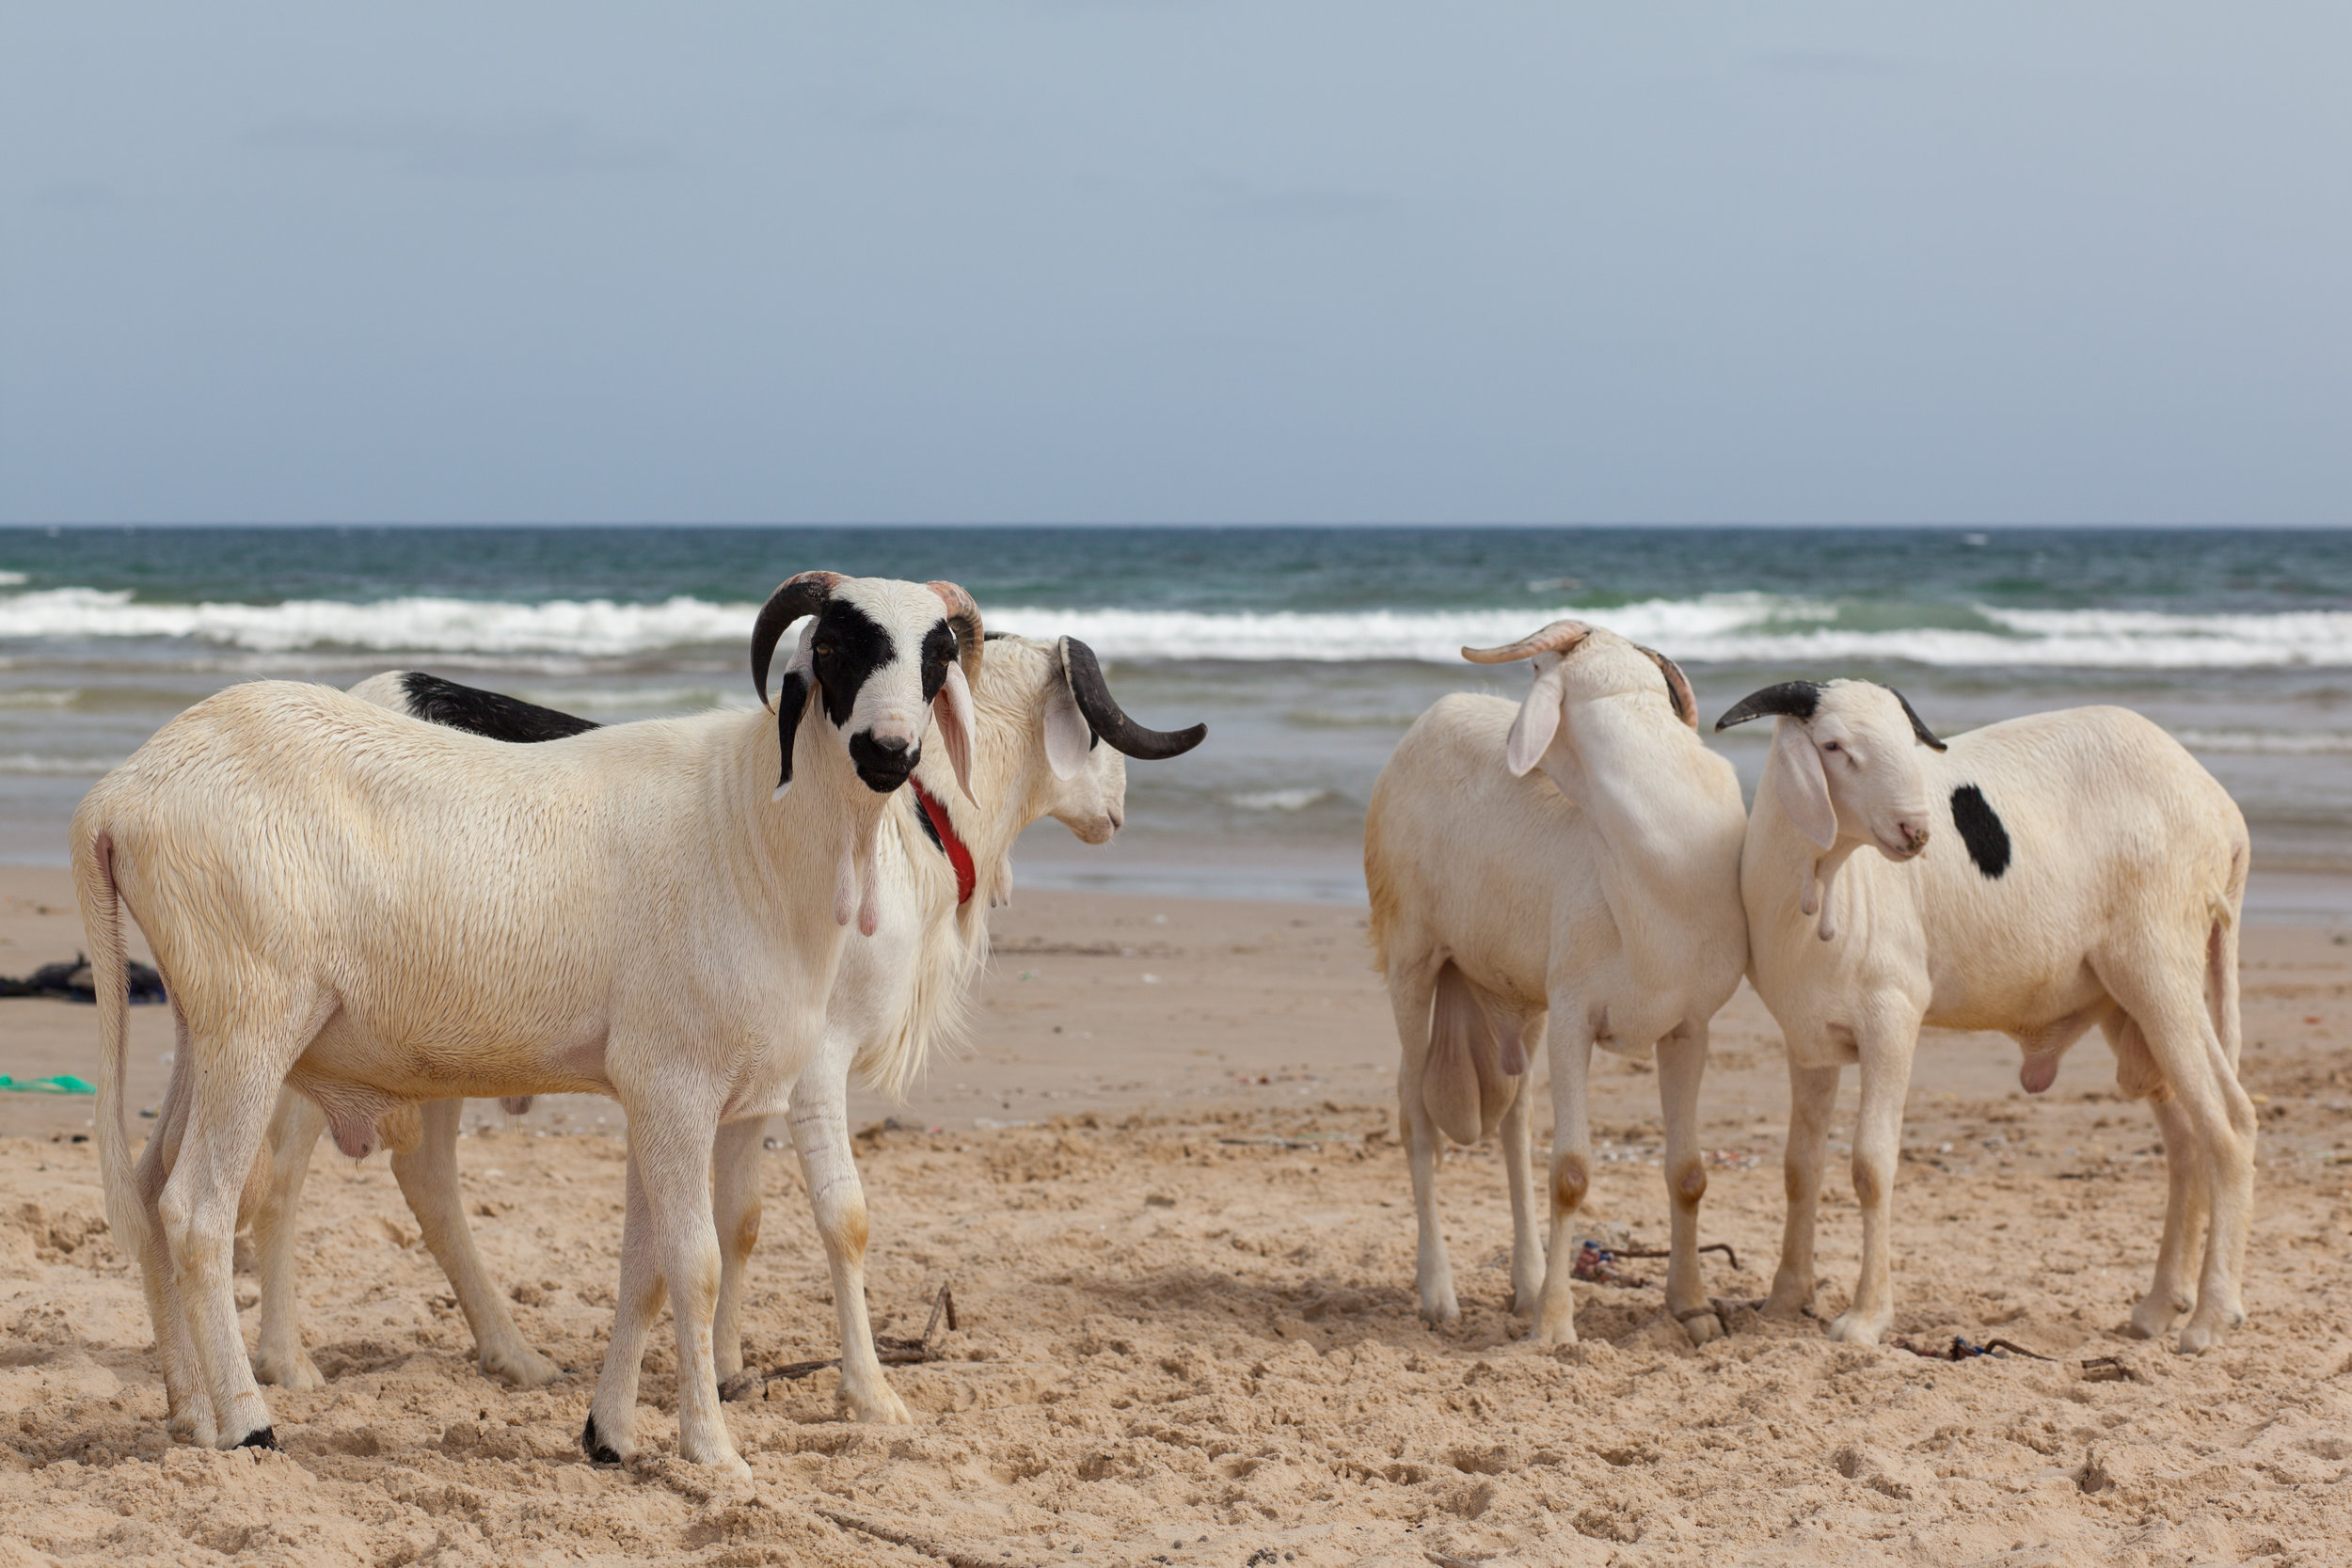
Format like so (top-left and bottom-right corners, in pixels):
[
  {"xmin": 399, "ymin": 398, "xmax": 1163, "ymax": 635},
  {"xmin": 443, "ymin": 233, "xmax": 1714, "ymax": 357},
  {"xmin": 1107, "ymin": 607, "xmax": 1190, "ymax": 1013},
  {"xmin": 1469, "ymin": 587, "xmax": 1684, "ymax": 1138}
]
[{"xmin": 787, "ymin": 1083, "xmax": 910, "ymax": 1424}]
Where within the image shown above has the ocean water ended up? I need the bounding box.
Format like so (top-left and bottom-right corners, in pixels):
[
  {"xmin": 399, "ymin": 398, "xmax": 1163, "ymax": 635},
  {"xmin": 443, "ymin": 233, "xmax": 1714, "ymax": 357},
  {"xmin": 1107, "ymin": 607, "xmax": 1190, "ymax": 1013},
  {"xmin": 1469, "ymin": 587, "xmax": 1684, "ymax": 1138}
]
[{"xmin": 4, "ymin": 526, "xmax": 2349, "ymax": 911}]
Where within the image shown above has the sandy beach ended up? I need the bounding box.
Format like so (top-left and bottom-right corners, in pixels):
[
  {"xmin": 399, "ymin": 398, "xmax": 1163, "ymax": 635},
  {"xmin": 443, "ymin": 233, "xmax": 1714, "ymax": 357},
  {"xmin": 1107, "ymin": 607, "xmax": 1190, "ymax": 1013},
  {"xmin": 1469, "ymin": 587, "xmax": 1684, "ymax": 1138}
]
[{"xmin": 2, "ymin": 867, "xmax": 2348, "ymax": 1565}]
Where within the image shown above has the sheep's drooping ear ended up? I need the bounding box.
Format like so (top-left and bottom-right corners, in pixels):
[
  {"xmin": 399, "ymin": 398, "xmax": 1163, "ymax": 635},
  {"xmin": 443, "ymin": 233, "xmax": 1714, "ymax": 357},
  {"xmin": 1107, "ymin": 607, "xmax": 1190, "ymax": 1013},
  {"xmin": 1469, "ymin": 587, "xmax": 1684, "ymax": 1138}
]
[
  {"xmin": 1503, "ymin": 659, "xmax": 1570, "ymax": 777},
  {"xmin": 930, "ymin": 659, "xmax": 977, "ymax": 803},
  {"xmin": 1766, "ymin": 717, "xmax": 1837, "ymax": 851},
  {"xmin": 1042, "ymin": 645, "xmax": 1092, "ymax": 781},
  {"xmin": 771, "ymin": 625, "xmax": 818, "ymax": 802}
]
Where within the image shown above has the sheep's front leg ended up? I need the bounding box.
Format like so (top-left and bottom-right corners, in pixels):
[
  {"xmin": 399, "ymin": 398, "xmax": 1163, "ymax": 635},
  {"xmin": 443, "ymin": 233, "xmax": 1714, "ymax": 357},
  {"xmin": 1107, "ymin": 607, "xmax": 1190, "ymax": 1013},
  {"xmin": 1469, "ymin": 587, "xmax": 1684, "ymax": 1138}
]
[
  {"xmin": 1766, "ymin": 1062, "xmax": 1838, "ymax": 1320},
  {"xmin": 583, "ymin": 1114, "xmax": 739, "ymax": 1476},
  {"xmin": 1655, "ymin": 1021, "xmax": 1721, "ymax": 1344},
  {"xmin": 249, "ymin": 1088, "xmax": 327, "ymax": 1389},
  {"xmin": 393, "ymin": 1099, "xmax": 562, "ymax": 1386},
  {"xmin": 583, "ymin": 1154, "xmax": 661, "ymax": 1465},
  {"xmin": 787, "ymin": 1085, "xmax": 910, "ymax": 1423},
  {"xmin": 710, "ymin": 1117, "xmax": 766, "ymax": 1384},
  {"xmin": 1828, "ymin": 1012, "xmax": 1919, "ymax": 1345},
  {"xmin": 1533, "ymin": 1025, "xmax": 1596, "ymax": 1344}
]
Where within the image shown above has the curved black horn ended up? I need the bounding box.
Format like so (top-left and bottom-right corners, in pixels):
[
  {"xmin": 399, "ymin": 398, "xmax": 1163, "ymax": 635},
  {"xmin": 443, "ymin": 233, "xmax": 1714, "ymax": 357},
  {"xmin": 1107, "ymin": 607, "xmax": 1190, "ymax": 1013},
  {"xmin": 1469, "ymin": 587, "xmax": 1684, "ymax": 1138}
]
[
  {"xmin": 1058, "ymin": 638, "xmax": 1206, "ymax": 761},
  {"xmin": 1888, "ymin": 688, "xmax": 1947, "ymax": 752},
  {"xmin": 1632, "ymin": 644, "xmax": 1697, "ymax": 730},
  {"xmin": 750, "ymin": 570, "xmax": 842, "ymax": 706},
  {"xmin": 1713, "ymin": 680, "xmax": 1825, "ymax": 733}
]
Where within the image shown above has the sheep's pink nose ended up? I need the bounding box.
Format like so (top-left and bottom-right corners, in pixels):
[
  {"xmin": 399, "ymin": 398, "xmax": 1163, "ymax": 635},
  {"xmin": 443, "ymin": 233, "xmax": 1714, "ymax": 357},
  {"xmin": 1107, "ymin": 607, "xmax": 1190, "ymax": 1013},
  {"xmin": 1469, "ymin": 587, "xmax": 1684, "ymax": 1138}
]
[{"xmin": 1897, "ymin": 820, "xmax": 1931, "ymax": 855}]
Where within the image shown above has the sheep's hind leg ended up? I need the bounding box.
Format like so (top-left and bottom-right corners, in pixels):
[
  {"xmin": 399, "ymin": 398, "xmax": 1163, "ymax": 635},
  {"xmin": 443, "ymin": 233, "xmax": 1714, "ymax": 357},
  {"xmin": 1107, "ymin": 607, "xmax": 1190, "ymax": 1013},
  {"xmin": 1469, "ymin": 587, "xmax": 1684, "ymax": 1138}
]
[
  {"xmin": 1532, "ymin": 1022, "xmax": 1597, "ymax": 1344},
  {"xmin": 1500, "ymin": 1014, "xmax": 1547, "ymax": 1317},
  {"xmin": 248, "ymin": 1088, "xmax": 327, "ymax": 1389},
  {"xmin": 788, "ymin": 1083, "xmax": 912, "ymax": 1424},
  {"xmin": 1765, "ymin": 1062, "xmax": 1838, "ymax": 1321},
  {"xmin": 2133, "ymin": 1088, "xmax": 2207, "ymax": 1339},
  {"xmin": 394, "ymin": 1098, "xmax": 562, "ymax": 1386},
  {"xmin": 165, "ymin": 1010, "xmax": 321, "ymax": 1449},
  {"xmin": 1655, "ymin": 1021, "xmax": 1721, "ymax": 1344},
  {"xmin": 1390, "ymin": 969, "xmax": 1457, "ymax": 1324},
  {"xmin": 1825, "ymin": 1006, "xmax": 1920, "ymax": 1345},
  {"xmin": 139, "ymin": 1042, "xmax": 213, "ymax": 1444}
]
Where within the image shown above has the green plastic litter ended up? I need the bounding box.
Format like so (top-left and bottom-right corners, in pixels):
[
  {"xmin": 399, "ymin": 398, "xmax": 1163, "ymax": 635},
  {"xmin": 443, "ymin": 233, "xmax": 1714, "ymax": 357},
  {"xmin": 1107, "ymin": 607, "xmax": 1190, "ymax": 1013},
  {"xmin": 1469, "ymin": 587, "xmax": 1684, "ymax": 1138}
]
[{"xmin": 0, "ymin": 1074, "xmax": 97, "ymax": 1095}]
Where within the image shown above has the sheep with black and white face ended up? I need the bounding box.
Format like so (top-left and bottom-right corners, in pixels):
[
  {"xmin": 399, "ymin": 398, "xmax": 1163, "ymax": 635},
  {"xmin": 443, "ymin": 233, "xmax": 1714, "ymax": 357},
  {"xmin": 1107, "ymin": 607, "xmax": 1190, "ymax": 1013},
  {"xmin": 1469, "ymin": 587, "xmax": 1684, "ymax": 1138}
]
[{"xmin": 1719, "ymin": 679, "xmax": 2254, "ymax": 1354}]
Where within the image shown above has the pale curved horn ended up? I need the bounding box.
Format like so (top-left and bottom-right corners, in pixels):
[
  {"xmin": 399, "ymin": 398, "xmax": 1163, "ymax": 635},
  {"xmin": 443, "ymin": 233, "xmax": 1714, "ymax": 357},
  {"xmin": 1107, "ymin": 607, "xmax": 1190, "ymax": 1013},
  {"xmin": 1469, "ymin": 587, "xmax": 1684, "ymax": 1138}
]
[
  {"xmin": 1633, "ymin": 644, "xmax": 1698, "ymax": 729},
  {"xmin": 925, "ymin": 580, "xmax": 984, "ymax": 686},
  {"xmin": 750, "ymin": 571, "xmax": 843, "ymax": 706},
  {"xmin": 1461, "ymin": 619, "xmax": 1594, "ymax": 665}
]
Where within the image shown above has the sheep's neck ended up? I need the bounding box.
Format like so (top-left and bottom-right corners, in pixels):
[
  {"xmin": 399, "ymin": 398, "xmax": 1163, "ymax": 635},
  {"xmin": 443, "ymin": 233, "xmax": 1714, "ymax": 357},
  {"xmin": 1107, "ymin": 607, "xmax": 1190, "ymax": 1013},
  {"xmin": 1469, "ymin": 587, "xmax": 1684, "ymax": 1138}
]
[{"xmin": 1538, "ymin": 702, "xmax": 1714, "ymax": 888}]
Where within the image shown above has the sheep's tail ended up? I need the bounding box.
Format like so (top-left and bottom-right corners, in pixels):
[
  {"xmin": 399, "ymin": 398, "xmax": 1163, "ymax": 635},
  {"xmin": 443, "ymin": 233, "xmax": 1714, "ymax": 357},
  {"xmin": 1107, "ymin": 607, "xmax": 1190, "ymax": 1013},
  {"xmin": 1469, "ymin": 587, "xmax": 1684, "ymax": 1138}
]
[
  {"xmin": 72, "ymin": 822, "xmax": 151, "ymax": 1271},
  {"xmin": 2209, "ymin": 839, "xmax": 2248, "ymax": 1074},
  {"xmin": 1363, "ymin": 792, "xmax": 1397, "ymax": 975}
]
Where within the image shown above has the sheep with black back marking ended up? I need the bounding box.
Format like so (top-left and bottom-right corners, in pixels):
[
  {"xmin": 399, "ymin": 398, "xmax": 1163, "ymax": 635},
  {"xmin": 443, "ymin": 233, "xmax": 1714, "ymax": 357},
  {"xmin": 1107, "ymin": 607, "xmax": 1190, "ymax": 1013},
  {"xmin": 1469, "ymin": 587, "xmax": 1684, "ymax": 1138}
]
[
  {"xmin": 72, "ymin": 572, "xmax": 979, "ymax": 1473},
  {"xmin": 239, "ymin": 636, "xmax": 1203, "ymax": 1433},
  {"xmin": 1366, "ymin": 620, "xmax": 1749, "ymax": 1344},
  {"xmin": 1717, "ymin": 680, "xmax": 2252, "ymax": 1353}
]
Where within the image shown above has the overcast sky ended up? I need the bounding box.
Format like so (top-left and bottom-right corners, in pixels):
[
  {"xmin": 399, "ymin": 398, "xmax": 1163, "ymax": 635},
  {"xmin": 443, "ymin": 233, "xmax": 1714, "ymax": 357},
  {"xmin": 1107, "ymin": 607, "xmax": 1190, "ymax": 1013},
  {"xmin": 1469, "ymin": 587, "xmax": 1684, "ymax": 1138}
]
[{"xmin": 4, "ymin": 4, "xmax": 2346, "ymax": 526}]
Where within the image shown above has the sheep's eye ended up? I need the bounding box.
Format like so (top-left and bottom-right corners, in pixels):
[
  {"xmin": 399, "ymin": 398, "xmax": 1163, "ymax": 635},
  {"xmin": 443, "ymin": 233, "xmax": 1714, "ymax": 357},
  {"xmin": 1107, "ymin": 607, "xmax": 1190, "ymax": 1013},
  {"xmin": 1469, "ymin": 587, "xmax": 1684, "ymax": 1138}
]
[{"xmin": 1820, "ymin": 741, "xmax": 1840, "ymax": 753}]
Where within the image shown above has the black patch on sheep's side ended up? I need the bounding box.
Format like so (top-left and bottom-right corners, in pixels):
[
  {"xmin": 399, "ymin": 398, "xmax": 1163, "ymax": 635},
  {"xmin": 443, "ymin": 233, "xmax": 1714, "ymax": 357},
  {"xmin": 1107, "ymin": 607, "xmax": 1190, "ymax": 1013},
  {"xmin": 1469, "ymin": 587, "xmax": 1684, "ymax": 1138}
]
[
  {"xmin": 1950, "ymin": 784, "xmax": 2011, "ymax": 879},
  {"xmin": 812, "ymin": 601, "xmax": 895, "ymax": 727},
  {"xmin": 399, "ymin": 673, "xmax": 600, "ymax": 743}
]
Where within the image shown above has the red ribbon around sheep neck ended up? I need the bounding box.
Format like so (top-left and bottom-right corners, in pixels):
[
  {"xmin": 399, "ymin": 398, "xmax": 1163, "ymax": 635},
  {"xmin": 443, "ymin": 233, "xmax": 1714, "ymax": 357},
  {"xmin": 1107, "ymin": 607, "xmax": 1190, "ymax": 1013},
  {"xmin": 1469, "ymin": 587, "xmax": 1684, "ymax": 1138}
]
[{"xmin": 910, "ymin": 777, "xmax": 977, "ymax": 907}]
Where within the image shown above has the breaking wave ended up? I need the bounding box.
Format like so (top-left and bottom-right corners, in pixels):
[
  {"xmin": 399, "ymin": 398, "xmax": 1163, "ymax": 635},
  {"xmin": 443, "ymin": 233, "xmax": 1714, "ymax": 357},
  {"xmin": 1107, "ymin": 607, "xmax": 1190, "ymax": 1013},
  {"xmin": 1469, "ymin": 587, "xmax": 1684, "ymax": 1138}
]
[{"xmin": 4, "ymin": 584, "xmax": 2350, "ymax": 670}]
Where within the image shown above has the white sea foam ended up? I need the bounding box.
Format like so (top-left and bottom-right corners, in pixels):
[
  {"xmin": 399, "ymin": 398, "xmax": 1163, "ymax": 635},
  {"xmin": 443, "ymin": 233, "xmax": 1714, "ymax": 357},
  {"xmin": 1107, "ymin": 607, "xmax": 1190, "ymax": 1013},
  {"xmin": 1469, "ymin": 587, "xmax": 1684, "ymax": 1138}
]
[
  {"xmin": 1227, "ymin": 787, "xmax": 1331, "ymax": 812},
  {"xmin": 5, "ymin": 584, "xmax": 2351, "ymax": 670},
  {"xmin": 0, "ymin": 752, "xmax": 121, "ymax": 777},
  {"xmin": 0, "ymin": 572, "xmax": 27, "ymax": 587}
]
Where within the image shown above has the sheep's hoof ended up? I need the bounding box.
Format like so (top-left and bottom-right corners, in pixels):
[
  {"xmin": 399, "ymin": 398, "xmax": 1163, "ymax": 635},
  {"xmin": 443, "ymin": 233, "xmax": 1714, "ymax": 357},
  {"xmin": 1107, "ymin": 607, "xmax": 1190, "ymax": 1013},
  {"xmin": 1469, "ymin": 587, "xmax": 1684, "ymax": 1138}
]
[
  {"xmin": 1823, "ymin": 1309, "xmax": 1886, "ymax": 1345},
  {"xmin": 1418, "ymin": 1296, "xmax": 1460, "ymax": 1327},
  {"xmin": 1510, "ymin": 1287, "xmax": 1541, "ymax": 1319},
  {"xmin": 842, "ymin": 1380, "xmax": 913, "ymax": 1425},
  {"xmin": 1677, "ymin": 1308, "xmax": 1724, "ymax": 1346},
  {"xmin": 481, "ymin": 1342, "xmax": 564, "ymax": 1388},
  {"xmin": 2174, "ymin": 1307, "xmax": 2243, "ymax": 1356},
  {"xmin": 252, "ymin": 1347, "xmax": 326, "ymax": 1390},
  {"xmin": 2126, "ymin": 1292, "xmax": 2190, "ymax": 1340},
  {"xmin": 1761, "ymin": 1282, "xmax": 1814, "ymax": 1321},
  {"xmin": 580, "ymin": 1412, "xmax": 628, "ymax": 1466}
]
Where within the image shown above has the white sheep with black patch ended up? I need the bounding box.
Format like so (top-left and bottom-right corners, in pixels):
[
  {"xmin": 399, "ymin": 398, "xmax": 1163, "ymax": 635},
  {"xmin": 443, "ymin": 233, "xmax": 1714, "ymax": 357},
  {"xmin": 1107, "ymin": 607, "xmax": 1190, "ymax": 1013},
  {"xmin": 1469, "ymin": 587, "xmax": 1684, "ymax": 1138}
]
[
  {"xmin": 72, "ymin": 572, "xmax": 980, "ymax": 1472},
  {"xmin": 237, "ymin": 638, "xmax": 1203, "ymax": 1438},
  {"xmin": 1718, "ymin": 680, "xmax": 2253, "ymax": 1353},
  {"xmin": 1365, "ymin": 620, "xmax": 1750, "ymax": 1345}
]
